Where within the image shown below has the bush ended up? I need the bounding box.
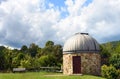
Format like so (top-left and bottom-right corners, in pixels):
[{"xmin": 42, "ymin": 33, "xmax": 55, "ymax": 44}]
[
  {"xmin": 101, "ymin": 65, "xmax": 120, "ymax": 79},
  {"xmin": 109, "ymin": 54, "xmax": 120, "ymax": 69},
  {"xmin": 117, "ymin": 69, "xmax": 120, "ymax": 79}
]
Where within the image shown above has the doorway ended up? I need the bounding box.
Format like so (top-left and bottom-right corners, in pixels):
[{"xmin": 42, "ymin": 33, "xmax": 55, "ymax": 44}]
[{"xmin": 73, "ymin": 56, "xmax": 81, "ymax": 74}]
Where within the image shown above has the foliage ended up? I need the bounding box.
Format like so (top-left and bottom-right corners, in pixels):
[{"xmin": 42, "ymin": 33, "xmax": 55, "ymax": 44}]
[
  {"xmin": 100, "ymin": 45, "xmax": 111, "ymax": 65},
  {"xmin": 29, "ymin": 43, "xmax": 39, "ymax": 57},
  {"xmin": 107, "ymin": 40, "xmax": 120, "ymax": 48},
  {"xmin": 20, "ymin": 45, "xmax": 28, "ymax": 53},
  {"xmin": 118, "ymin": 69, "xmax": 120, "ymax": 79},
  {"xmin": 0, "ymin": 40, "xmax": 62, "ymax": 72},
  {"xmin": 109, "ymin": 54, "xmax": 120, "ymax": 69},
  {"xmin": 38, "ymin": 55, "xmax": 49, "ymax": 67},
  {"xmin": 100, "ymin": 45, "xmax": 111, "ymax": 58},
  {"xmin": 100, "ymin": 42, "xmax": 120, "ymax": 66},
  {"xmin": 45, "ymin": 41, "xmax": 54, "ymax": 47},
  {"xmin": 101, "ymin": 65, "xmax": 120, "ymax": 79},
  {"xmin": 20, "ymin": 54, "xmax": 32, "ymax": 68},
  {"xmin": 0, "ymin": 46, "xmax": 6, "ymax": 70},
  {"xmin": 38, "ymin": 55, "xmax": 56, "ymax": 67}
]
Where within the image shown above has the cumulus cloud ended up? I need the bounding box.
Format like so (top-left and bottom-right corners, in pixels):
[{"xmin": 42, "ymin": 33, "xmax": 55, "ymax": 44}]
[
  {"xmin": 54, "ymin": 0, "xmax": 120, "ymax": 43},
  {"xmin": 0, "ymin": 0, "xmax": 120, "ymax": 48},
  {"xmin": 0, "ymin": 0, "xmax": 60, "ymax": 48}
]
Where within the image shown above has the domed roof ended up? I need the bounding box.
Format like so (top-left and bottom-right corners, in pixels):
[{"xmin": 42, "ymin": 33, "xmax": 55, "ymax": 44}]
[{"xmin": 63, "ymin": 33, "xmax": 100, "ymax": 54}]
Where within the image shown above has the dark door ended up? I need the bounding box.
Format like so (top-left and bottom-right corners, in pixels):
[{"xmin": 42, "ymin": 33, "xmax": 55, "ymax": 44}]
[{"xmin": 73, "ymin": 56, "xmax": 81, "ymax": 74}]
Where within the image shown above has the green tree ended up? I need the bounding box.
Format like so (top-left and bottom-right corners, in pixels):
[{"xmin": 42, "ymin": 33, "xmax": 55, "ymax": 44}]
[
  {"xmin": 38, "ymin": 55, "xmax": 56, "ymax": 67},
  {"xmin": 0, "ymin": 41, "xmax": 63, "ymax": 71},
  {"xmin": 100, "ymin": 45, "xmax": 111, "ymax": 65},
  {"xmin": 36, "ymin": 48, "xmax": 42, "ymax": 58},
  {"xmin": 38, "ymin": 55, "xmax": 49, "ymax": 67},
  {"xmin": 12, "ymin": 57, "xmax": 19, "ymax": 68},
  {"xmin": 20, "ymin": 54, "xmax": 32, "ymax": 68},
  {"xmin": 40, "ymin": 45, "xmax": 54, "ymax": 56},
  {"xmin": 109, "ymin": 54, "xmax": 120, "ymax": 69},
  {"xmin": 0, "ymin": 46, "xmax": 6, "ymax": 70},
  {"xmin": 12, "ymin": 53, "xmax": 25, "ymax": 68},
  {"xmin": 3, "ymin": 49, "xmax": 13, "ymax": 70},
  {"xmin": 53, "ymin": 44, "xmax": 62, "ymax": 66},
  {"xmin": 29, "ymin": 43, "xmax": 39, "ymax": 57},
  {"xmin": 105, "ymin": 43, "xmax": 114, "ymax": 53},
  {"xmin": 45, "ymin": 41, "xmax": 54, "ymax": 47},
  {"xmin": 114, "ymin": 43, "xmax": 120, "ymax": 54},
  {"xmin": 21, "ymin": 45, "xmax": 28, "ymax": 53},
  {"xmin": 20, "ymin": 59, "xmax": 31, "ymax": 68}
]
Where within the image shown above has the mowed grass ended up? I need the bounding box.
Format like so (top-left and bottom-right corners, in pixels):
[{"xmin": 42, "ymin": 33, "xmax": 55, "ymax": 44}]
[{"xmin": 0, "ymin": 72, "xmax": 106, "ymax": 79}]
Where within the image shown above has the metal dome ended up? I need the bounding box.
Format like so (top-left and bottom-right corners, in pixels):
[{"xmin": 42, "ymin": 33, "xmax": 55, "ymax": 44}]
[{"xmin": 63, "ymin": 33, "xmax": 100, "ymax": 54}]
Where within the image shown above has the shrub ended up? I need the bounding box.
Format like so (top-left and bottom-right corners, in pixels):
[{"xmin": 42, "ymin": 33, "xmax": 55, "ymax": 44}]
[
  {"xmin": 109, "ymin": 54, "xmax": 120, "ymax": 69},
  {"xmin": 101, "ymin": 65, "xmax": 119, "ymax": 79},
  {"xmin": 117, "ymin": 69, "xmax": 120, "ymax": 79}
]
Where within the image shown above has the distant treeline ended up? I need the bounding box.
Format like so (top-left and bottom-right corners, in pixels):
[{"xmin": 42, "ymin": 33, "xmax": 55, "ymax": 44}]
[{"xmin": 0, "ymin": 41, "xmax": 62, "ymax": 72}]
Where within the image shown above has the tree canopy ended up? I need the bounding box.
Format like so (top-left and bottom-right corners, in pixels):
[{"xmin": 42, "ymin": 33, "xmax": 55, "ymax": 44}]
[{"xmin": 0, "ymin": 41, "xmax": 62, "ymax": 72}]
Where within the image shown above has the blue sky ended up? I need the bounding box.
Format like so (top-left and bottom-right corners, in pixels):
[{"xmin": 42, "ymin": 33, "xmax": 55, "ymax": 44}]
[
  {"xmin": 0, "ymin": 0, "xmax": 120, "ymax": 48},
  {"xmin": 46, "ymin": 0, "xmax": 65, "ymax": 8},
  {"xmin": 82, "ymin": 0, "xmax": 93, "ymax": 7}
]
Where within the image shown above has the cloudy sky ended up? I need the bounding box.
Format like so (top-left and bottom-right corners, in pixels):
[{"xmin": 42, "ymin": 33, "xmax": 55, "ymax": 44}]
[{"xmin": 0, "ymin": 0, "xmax": 120, "ymax": 48}]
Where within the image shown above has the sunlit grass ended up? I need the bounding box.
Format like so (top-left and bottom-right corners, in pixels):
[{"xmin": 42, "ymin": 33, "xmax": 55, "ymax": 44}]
[{"xmin": 0, "ymin": 72, "xmax": 106, "ymax": 79}]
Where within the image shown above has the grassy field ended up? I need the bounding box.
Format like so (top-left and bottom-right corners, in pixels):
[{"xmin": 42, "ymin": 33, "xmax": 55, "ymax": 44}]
[{"xmin": 0, "ymin": 72, "xmax": 106, "ymax": 79}]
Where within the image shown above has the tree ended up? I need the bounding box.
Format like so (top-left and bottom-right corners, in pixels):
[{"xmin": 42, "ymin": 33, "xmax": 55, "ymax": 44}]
[
  {"xmin": 20, "ymin": 54, "xmax": 33, "ymax": 69},
  {"xmin": 12, "ymin": 52, "xmax": 25, "ymax": 67},
  {"xmin": 0, "ymin": 46, "xmax": 6, "ymax": 70},
  {"xmin": 12, "ymin": 57, "xmax": 20, "ymax": 68},
  {"xmin": 53, "ymin": 44, "xmax": 62, "ymax": 66},
  {"xmin": 0, "ymin": 41, "xmax": 63, "ymax": 71},
  {"xmin": 109, "ymin": 43, "xmax": 120, "ymax": 69},
  {"xmin": 109, "ymin": 54, "xmax": 120, "ymax": 69},
  {"xmin": 105, "ymin": 43, "xmax": 113, "ymax": 53},
  {"xmin": 114, "ymin": 43, "xmax": 120, "ymax": 54},
  {"xmin": 45, "ymin": 41, "xmax": 54, "ymax": 47},
  {"xmin": 3, "ymin": 49, "xmax": 13, "ymax": 70},
  {"xmin": 20, "ymin": 60, "xmax": 31, "ymax": 69},
  {"xmin": 38, "ymin": 55, "xmax": 56, "ymax": 67},
  {"xmin": 36, "ymin": 48, "xmax": 42, "ymax": 58},
  {"xmin": 29, "ymin": 43, "xmax": 39, "ymax": 57},
  {"xmin": 21, "ymin": 45, "xmax": 28, "ymax": 53},
  {"xmin": 38, "ymin": 55, "xmax": 49, "ymax": 67},
  {"xmin": 40, "ymin": 44, "xmax": 54, "ymax": 56},
  {"xmin": 100, "ymin": 45, "xmax": 111, "ymax": 65},
  {"xmin": 0, "ymin": 46, "xmax": 6, "ymax": 50}
]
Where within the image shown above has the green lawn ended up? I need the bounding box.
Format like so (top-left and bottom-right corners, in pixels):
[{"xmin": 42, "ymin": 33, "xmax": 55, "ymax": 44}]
[{"xmin": 0, "ymin": 72, "xmax": 106, "ymax": 79}]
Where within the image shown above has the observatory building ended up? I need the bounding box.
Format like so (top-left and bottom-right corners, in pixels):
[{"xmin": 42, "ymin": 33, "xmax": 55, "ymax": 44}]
[{"xmin": 63, "ymin": 33, "xmax": 101, "ymax": 75}]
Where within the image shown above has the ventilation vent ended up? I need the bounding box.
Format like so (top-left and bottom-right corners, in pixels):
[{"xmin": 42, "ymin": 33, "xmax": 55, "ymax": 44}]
[
  {"xmin": 80, "ymin": 33, "xmax": 88, "ymax": 35},
  {"xmin": 75, "ymin": 33, "xmax": 89, "ymax": 35}
]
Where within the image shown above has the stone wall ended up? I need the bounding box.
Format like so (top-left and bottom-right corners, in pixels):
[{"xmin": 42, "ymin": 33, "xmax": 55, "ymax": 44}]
[
  {"xmin": 63, "ymin": 53, "xmax": 101, "ymax": 75},
  {"xmin": 63, "ymin": 54, "xmax": 73, "ymax": 75}
]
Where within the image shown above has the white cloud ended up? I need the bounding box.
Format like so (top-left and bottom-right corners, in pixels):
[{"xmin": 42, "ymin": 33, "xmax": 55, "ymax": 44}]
[
  {"xmin": 0, "ymin": 0, "xmax": 60, "ymax": 48},
  {"xmin": 65, "ymin": 0, "xmax": 86, "ymax": 16},
  {"xmin": 0, "ymin": 0, "xmax": 120, "ymax": 48},
  {"xmin": 54, "ymin": 0, "xmax": 120, "ymax": 43},
  {"xmin": 80, "ymin": 0, "xmax": 120, "ymax": 41}
]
